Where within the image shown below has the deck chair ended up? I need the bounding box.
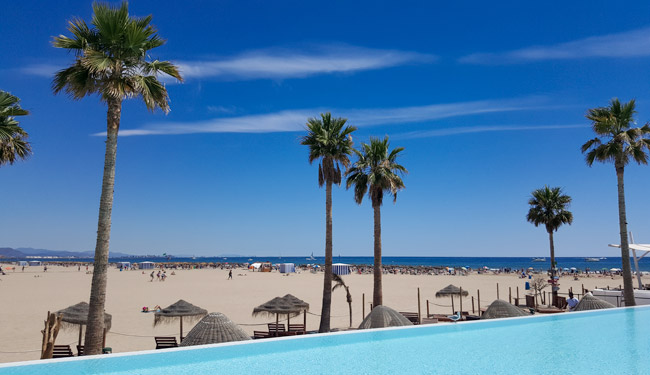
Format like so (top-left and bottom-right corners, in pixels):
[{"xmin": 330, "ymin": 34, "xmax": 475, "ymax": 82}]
[
  {"xmin": 267, "ymin": 323, "xmax": 286, "ymax": 337},
  {"xmin": 76, "ymin": 345, "xmax": 84, "ymax": 356},
  {"xmin": 154, "ymin": 336, "xmax": 178, "ymax": 349},
  {"xmin": 52, "ymin": 345, "xmax": 74, "ymax": 358},
  {"xmin": 288, "ymin": 324, "xmax": 306, "ymax": 334},
  {"xmin": 253, "ymin": 331, "xmax": 270, "ymax": 339},
  {"xmin": 399, "ymin": 312, "xmax": 420, "ymax": 324}
]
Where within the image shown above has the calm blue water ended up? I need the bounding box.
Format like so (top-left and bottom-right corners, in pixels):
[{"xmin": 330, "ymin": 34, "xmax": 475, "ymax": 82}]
[
  {"xmin": 21, "ymin": 256, "xmax": 650, "ymax": 271},
  {"xmin": 2, "ymin": 307, "xmax": 649, "ymax": 375}
]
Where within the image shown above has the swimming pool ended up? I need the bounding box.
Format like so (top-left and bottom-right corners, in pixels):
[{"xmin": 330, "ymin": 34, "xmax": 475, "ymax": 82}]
[{"xmin": 2, "ymin": 306, "xmax": 649, "ymax": 374}]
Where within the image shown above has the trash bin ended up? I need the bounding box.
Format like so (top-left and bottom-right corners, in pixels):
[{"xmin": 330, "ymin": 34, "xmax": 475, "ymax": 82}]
[{"xmin": 525, "ymin": 281, "xmax": 530, "ymax": 290}]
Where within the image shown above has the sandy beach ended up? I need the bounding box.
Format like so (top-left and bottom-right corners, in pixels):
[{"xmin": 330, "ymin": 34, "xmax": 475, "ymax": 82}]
[{"xmin": 0, "ymin": 264, "xmax": 646, "ymax": 364}]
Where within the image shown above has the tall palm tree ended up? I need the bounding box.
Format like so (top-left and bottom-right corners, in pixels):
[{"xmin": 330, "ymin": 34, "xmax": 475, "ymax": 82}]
[
  {"xmin": 52, "ymin": 2, "xmax": 182, "ymax": 354},
  {"xmin": 0, "ymin": 90, "xmax": 31, "ymax": 166},
  {"xmin": 526, "ymin": 185, "xmax": 573, "ymax": 304},
  {"xmin": 332, "ymin": 273, "xmax": 353, "ymax": 327},
  {"xmin": 581, "ymin": 98, "xmax": 650, "ymax": 306},
  {"xmin": 301, "ymin": 112, "xmax": 356, "ymax": 333},
  {"xmin": 346, "ymin": 136, "xmax": 407, "ymax": 307}
]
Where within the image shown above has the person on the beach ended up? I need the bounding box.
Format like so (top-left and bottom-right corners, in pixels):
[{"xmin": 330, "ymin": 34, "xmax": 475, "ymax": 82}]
[
  {"xmin": 43, "ymin": 265, "xmax": 47, "ymax": 272},
  {"xmin": 228, "ymin": 270, "xmax": 232, "ymax": 280},
  {"xmin": 150, "ymin": 271, "xmax": 154, "ymax": 282},
  {"xmin": 567, "ymin": 291, "xmax": 579, "ymax": 311}
]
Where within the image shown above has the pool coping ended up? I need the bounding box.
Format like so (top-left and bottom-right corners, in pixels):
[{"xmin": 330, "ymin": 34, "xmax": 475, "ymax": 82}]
[{"xmin": 2, "ymin": 304, "xmax": 649, "ymax": 369}]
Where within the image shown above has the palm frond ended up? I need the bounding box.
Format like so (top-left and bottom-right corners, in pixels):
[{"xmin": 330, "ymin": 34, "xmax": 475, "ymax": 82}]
[{"xmin": 52, "ymin": 1, "xmax": 182, "ymax": 109}]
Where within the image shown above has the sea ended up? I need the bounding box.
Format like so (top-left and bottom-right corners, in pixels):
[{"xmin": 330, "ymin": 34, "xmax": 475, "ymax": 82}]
[{"xmin": 15, "ymin": 256, "xmax": 650, "ymax": 272}]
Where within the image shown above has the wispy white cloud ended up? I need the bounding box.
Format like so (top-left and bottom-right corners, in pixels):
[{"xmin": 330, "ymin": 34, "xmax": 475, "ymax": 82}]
[
  {"xmin": 176, "ymin": 45, "xmax": 434, "ymax": 80},
  {"xmin": 19, "ymin": 45, "xmax": 433, "ymax": 81},
  {"xmin": 394, "ymin": 124, "xmax": 586, "ymax": 139},
  {"xmin": 109, "ymin": 97, "xmax": 554, "ymax": 136},
  {"xmin": 460, "ymin": 27, "xmax": 650, "ymax": 64},
  {"xmin": 207, "ymin": 105, "xmax": 237, "ymax": 114},
  {"xmin": 19, "ymin": 64, "xmax": 62, "ymax": 77}
]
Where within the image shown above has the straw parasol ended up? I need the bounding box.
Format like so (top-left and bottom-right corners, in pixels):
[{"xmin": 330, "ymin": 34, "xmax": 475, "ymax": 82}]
[
  {"xmin": 436, "ymin": 284, "xmax": 469, "ymax": 314},
  {"xmin": 435, "ymin": 285, "xmax": 469, "ymax": 297},
  {"xmin": 154, "ymin": 300, "xmax": 207, "ymax": 339},
  {"xmin": 179, "ymin": 313, "xmax": 250, "ymax": 347},
  {"xmin": 481, "ymin": 299, "xmax": 529, "ymax": 319},
  {"xmin": 55, "ymin": 302, "xmax": 112, "ymax": 346},
  {"xmin": 252, "ymin": 294, "xmax": 310, "ymax": 328},
  {"xmin": 574, "ymin": 294, "xmax": 615, "ymax": 311},
  {"xmin": 358, "ymin": 305, "xmax": 413, "ymax": 329}
]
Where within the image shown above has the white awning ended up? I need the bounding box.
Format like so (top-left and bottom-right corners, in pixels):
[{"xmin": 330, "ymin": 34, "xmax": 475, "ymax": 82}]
[{"xmin": 608, "ymin": 243, "xmax": 650, "ymax": 251}]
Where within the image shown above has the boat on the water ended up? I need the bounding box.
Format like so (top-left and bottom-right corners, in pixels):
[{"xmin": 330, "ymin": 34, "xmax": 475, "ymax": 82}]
[
  {"xmin": 532, "ymin": 257, "xmax": 546, "ymax": 262},
  {"xmin": 585, "ymin": 257, "xmax": 600, "ymax": 262},
  {"xmin": 306, "ymin": 252, "xmax": 316, "ymax": 260}
]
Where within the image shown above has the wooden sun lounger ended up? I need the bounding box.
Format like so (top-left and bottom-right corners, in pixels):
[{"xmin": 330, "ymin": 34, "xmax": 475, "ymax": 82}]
[
  {"xmin": 288, "ymin": 324, "xmax": 306, "ymax": 334},
  {"xmin": 253, "ymin": 331, "xmax": 270, "ymax": 339},
  {"xmin": 154, "ymin": 336, "xmax": 178, "ymax": 349},
  {"xmin": 267, "ymin": 323, "xmax": 286, "ymax": 337},
  {"xmin": 76, "ymin": 345, "xmax": 84, "ymax": 356},
  {"xmin": 52, "ymin": 345, "xmax": 74, "ymax": 358},
  {"xmin": 399, "ymin": 312, "xmax": 420, "ymax": 324}
]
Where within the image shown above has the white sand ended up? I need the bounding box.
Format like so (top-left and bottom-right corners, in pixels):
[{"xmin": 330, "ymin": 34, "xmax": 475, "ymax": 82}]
[{"xmin": 0, "ymin": 264, "xmax": 644, "ymax": 363}]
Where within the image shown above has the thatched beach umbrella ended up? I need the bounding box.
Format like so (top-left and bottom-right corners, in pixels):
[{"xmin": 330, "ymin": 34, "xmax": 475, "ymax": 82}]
[
  {"xmin": 435, "ymin": 285, "xmax": 469, "ymax": 297},
  {"xmin": 55, "ymin": 301, "xmax": 112, "ymax": 346},
  {"xmin": 154, "ymin": 300, "xmax": 207, "ymax": 339},
  {"xmin": 358, "ymin": 305, "xmax": 413, "ymax": 329},
  {"xmin": 574, "ymin": 294, "xmax": 615, "ymax": 312},
  {"xmin": 252, "ymin": 294, "xmax": 310, "ymax": 328},
  {"xmin": 482, "ymin": 299, "xmax": 529, "ymax": 319},
  {"xmin": 436, "ymin": 285, "xmax": 469, "ymax": 314},
  {"xmin": 179, "ymin": 312, "xmax": 250, "ymax": 347}
]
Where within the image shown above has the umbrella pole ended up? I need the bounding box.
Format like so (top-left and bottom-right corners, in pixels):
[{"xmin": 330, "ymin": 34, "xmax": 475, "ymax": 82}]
[
  {"xmin": 78, "ymin": 325, "xmax": 83, "ymax": 347},
  {"xmin": 450, "ymin": 295, "xmax": 454, "ymax": 314},
  {"xmin": 459, "ymin": 288, "xmax": 463, "ymax": 318},
  {"xmin": 287, "ymin": 313, "xmax": 290, "ymax": 327},
  {"xmin": 180, "ymin": 316, "xmax": 183, "ymax": 340},
  {"xmin": 303, "ymin": 309, "xmax": 306, "ymax": 328},
  {"xmin": 102, "ymin": 328, "xmax": 106, "ymax": 349}
]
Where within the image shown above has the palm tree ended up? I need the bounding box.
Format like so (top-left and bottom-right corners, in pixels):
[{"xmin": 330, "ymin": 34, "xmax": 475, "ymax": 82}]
[
  {"xmin": 301, "ymin": 112, "xmax": 356, "ymax": 333},
  {"xmin": 52, "ymin": 2, "xmax": 182, "ymax": 354},
  {"xmin": 526, "ymin": 186, "xmax": 573, "ymax": 304},
  {"xmin": 0, "ymin": 90, "xmax": 31, "ymax": 166},
  {"xmin": 346, "ymin": 136, "xmax": 407, "ymax": 307},
  {"xmin": 332, "ymin": 273, "xmax": 353, "ymax": 327},
  {"xmin": 581, "ymin": 98, "xmax": 650, "ymax": 306}
]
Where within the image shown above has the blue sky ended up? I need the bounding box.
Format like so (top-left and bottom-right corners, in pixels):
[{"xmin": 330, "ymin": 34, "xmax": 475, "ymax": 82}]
[{"xmin": 2, "ymin": 1, "xmax": 650, "ymax": 257}]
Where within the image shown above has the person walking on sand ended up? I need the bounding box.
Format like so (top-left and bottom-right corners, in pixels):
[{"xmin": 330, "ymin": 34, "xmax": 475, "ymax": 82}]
[
  {"xmin": 228, "ymin": 270, "xmax": 233, "ymax": 280},
  {"xmin": 150, "ymin": 271, "xmax": 154, "ymax": 282}
]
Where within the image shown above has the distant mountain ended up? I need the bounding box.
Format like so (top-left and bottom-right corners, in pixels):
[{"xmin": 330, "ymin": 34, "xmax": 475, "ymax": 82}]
[
  {"xmin": 0, "ymin": 247, "xmax": 133, "ymax": 258},
  {"xmin": 0, "ymin": 247, "xmax": 25, "ymax": 258}
]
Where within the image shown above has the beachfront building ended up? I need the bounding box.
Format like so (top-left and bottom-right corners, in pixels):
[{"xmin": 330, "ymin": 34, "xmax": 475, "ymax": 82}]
[{"xmin": 138, "ymin": 261, "xmax": 155, "ymax": 269}]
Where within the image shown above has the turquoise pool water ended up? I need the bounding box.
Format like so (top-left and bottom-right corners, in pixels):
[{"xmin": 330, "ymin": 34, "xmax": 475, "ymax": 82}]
[{"xmin": 2, "ymin": 306, "xmax": 649, "ymax": 375}]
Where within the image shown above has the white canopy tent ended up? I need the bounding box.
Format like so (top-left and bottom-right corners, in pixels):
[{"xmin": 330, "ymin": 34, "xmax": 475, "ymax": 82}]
[{"xmin": 608, "ymin": 233, "xmax": 650, "ymax": 289}]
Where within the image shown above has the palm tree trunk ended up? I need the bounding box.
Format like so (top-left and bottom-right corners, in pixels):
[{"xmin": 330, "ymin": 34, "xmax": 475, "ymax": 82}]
[
  {"xmin": 373, "ymin": 204, "xmax": 383, "ymax": 307},
  {"xmin": 319, "ymin": 180, "xmax": 333, "ymax": 332},
  {"xmin": 616, "ymin": 164, "xmax": 636, "ymax": 306},
  {"xmin": 548, "ymin": 230, "xmax": 557, "ymax": 305},
  {"xmin": 84, "ymin": 98, "xmax": 122, "ymax": 354},
  {"xmin": 348, "ymin": 298, "xmax": 352, "ymax": 328}
]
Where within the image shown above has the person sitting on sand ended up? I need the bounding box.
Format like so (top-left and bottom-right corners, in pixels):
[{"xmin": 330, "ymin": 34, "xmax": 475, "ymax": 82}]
[{"xmin": 567, "ymin": 291, "xmax": 579, "ymax": 311}]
